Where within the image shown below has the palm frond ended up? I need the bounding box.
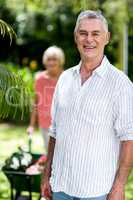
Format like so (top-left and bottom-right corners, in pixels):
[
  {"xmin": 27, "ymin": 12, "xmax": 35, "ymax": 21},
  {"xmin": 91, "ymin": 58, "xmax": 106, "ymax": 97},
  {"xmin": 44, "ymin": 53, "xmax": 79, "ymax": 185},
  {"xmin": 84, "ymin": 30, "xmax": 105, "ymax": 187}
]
[
  {"xmin": 0, "ymin": 65, "xmax": 30, "ymax": 120},
  {"xmin": 0, "ymin": 19, "xmax": 17, "ymax": 45}
]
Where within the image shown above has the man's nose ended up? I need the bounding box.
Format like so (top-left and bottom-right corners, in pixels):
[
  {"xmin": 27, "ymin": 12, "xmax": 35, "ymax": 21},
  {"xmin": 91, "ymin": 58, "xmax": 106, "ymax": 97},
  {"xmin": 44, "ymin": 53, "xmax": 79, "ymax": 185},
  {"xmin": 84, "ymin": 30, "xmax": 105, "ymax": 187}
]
[{"xmin": 86, "ymin": 34, "xmax": 93, "ymax": 42}]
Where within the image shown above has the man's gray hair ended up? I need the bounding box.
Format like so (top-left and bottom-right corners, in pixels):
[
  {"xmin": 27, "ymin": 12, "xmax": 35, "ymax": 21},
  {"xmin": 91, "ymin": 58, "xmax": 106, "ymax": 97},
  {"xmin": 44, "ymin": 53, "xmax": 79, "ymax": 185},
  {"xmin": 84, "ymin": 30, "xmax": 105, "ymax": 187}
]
[{"xmin": 74, "ymin": 10, "xmax": 108, "ymax": 33}]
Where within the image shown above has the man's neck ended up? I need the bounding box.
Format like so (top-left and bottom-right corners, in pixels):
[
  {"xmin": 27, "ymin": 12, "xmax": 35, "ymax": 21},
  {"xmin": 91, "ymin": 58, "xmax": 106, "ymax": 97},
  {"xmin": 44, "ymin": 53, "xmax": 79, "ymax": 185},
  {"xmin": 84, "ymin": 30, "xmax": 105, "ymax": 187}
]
[
  {"xmin": 81, "ymin": 55, "xmax": 104, "ymax": 73},
  {"xmin": 80, "ymin": 55, "xmax": 104, "ymax": 85}
]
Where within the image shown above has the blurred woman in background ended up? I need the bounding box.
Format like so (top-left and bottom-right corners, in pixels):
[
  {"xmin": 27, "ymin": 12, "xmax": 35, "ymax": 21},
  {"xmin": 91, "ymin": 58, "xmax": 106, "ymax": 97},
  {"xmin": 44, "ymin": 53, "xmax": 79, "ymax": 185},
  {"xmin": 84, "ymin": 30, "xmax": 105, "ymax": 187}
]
[{"xmin": 27, "ymin": 46, "xmax": 65, "ymax": 153}]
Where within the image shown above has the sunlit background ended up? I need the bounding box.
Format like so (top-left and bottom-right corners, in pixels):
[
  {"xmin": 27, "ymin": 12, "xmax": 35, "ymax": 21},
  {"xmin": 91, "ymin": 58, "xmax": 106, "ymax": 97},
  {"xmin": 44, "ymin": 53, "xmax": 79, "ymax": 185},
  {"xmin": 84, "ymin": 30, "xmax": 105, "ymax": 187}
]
[{"xmin": 0, "ymin": 0, "xmax": 133, "ymax": 199}]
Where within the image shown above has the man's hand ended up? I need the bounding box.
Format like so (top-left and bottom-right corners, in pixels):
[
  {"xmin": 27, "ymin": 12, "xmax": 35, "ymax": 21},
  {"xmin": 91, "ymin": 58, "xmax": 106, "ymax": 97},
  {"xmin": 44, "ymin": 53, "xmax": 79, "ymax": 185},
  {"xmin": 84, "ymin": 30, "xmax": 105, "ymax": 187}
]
[
  {"xmin": 107, "ymin": 183, "xmax": 125, "ymax": 200},
  {"xmin": 41, "ymin": 174, "xmax": 52, "ymax": 200}
]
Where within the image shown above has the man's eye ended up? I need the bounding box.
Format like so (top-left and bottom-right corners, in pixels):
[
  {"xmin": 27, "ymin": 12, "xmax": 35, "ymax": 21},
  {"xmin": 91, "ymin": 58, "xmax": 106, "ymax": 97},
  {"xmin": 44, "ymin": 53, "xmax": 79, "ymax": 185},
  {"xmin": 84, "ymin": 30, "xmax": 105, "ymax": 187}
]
[
  {"xmin": 80, "ymin": 32, "xmax": 87, "ymax": 36},
  {"xmin": 93, "ymin": 33, "xmax": 100, "ymax": 36}
]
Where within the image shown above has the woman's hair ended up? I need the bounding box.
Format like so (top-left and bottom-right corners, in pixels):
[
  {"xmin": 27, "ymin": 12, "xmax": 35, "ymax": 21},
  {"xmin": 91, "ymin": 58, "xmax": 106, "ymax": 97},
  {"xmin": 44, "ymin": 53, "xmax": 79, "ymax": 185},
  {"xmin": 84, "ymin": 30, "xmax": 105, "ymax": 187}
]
[{"xmin": 42, "ymin": 45, "xmax": 65, "ymax": 67}]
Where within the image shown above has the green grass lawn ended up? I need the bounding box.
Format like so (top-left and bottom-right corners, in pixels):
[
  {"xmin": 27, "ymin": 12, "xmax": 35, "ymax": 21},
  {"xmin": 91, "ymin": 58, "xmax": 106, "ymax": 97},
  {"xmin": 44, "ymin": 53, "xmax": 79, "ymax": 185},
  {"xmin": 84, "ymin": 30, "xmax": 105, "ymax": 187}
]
[
  {"xmin": 0, "ymin": 123, "xmax": 44, "ymax": 200},
  {"xmin": 0, "ymin": 123, "xmax": 133, "ymax": 200}
]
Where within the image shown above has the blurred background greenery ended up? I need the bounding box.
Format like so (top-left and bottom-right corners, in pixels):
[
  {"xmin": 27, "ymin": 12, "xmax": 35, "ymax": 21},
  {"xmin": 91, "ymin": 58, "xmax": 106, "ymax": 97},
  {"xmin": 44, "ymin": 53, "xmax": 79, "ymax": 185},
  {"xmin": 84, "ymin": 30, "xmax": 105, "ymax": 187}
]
[
  {"xmin": 0, "ymin": 0, "xmax": 133, "ymax": 199},
  {"xmin": 0, "ymin": 0, "xmax": 132, "ymax": 70},
  {"xmin": 0, "ymin": 0, "xmax": 132, "ymax": 123}
]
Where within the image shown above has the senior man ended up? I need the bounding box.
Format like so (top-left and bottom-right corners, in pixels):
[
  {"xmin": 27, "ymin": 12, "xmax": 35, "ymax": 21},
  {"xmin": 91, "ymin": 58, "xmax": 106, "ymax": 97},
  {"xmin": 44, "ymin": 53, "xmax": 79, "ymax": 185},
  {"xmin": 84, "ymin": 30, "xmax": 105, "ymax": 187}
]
[{"xmin": 41, "ymin": 10, "xmax": 133, "ymax": 200}]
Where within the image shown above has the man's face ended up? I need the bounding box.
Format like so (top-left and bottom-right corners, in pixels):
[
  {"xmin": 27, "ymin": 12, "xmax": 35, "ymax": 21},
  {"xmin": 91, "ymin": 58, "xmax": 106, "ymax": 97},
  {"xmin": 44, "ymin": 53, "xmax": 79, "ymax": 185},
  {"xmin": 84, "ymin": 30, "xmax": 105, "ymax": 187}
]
[{"xmin": 74, "ymin": 18, "xmax": 110, "ymax": 61}]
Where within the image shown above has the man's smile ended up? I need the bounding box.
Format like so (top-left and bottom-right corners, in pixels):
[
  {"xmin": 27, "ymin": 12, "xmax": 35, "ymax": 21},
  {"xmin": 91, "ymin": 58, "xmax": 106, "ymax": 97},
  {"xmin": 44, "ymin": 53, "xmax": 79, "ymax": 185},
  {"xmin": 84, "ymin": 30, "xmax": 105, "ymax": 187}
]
[{"xmin": 83, "ymin": 45, "xmax": 96, "ymax": 51}]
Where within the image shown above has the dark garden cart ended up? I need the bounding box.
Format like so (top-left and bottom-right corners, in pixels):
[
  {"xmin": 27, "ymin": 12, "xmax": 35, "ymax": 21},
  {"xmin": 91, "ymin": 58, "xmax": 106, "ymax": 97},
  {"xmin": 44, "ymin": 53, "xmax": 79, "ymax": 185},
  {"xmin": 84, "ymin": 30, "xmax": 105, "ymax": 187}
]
[
  {"xmin": 3, "ymin": 153, "xmax": 42, "ymax": 200},
  {"xmin": 2, "ymin": 134, "xmax": 47, "ymax": 200}
]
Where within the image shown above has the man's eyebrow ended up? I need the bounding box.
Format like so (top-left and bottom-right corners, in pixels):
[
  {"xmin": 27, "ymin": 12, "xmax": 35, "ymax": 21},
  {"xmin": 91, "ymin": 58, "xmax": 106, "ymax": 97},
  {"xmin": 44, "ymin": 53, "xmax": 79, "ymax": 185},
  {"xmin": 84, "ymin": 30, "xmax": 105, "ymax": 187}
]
[
  {"xmin": 78, "ymin": 29, "xmax": 87, "ymax": 32},
  {"xmin": 92, "ymin": 30, "xmax": 101, "ymax": 33},
  {"xmin": 78, "ymin": 29, "xmax": 101, "ymax": 33}
]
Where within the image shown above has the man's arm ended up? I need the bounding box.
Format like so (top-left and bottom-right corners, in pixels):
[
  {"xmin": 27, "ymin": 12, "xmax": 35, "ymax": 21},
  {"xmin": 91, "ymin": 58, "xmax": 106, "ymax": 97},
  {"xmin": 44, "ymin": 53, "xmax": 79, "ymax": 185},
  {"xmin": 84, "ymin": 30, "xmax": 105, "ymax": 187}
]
[
  {"xmin": 41, "ymin": 79, "xmax": 60, "ymax": 199},
  {"xmin": 41, "ymin": 136, "xmax": 56, "ymax": 199},
  {"xmin": 107, "ymin": 140, "xmax": 133, "ymax": 200},
  {"xmin": 44, "ymin": 136, "xmax": 56, "ymax": 178}
]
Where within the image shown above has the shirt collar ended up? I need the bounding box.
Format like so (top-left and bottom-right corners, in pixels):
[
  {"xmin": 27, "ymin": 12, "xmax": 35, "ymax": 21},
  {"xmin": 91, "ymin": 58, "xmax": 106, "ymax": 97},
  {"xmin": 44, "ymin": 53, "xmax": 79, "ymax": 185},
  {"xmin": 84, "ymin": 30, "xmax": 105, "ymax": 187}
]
[{"xmin": 72, "ymin": 56, "xmax": 110, "ymax": 78}]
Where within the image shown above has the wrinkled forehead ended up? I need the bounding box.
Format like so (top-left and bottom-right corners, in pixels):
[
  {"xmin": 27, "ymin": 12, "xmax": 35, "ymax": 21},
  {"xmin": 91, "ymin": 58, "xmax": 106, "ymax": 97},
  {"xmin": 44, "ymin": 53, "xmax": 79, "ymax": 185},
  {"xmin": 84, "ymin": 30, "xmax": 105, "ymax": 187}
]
[{"xmin": 77, "ymin": 18, "xmax": 107, "ymax": 32}]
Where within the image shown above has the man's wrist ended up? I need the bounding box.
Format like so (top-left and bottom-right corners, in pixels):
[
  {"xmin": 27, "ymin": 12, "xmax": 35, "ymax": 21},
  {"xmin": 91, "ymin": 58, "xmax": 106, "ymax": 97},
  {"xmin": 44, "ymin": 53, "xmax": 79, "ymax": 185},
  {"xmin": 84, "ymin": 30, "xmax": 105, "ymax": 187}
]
[
  {"xmin": 113, "ymin": 165, "xmax": 132, "ymax": 187},
  {"xmin": 43, "ymin": 171, "xmax": 51, "ymax": 181},
  {"xmin": 43, "ymin": 163, "xmax": 52, "ymax": 178},
  {"xmin": 112, "ymin": 177, "xmax": 127, "ymax": 191}
]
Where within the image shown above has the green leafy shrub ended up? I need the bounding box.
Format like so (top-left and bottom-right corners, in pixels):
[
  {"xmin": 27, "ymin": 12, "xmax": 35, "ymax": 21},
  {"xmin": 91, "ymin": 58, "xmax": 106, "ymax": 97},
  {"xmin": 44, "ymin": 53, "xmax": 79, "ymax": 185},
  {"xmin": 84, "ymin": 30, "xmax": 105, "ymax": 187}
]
[{"xmin": 1, "ymin": 62, "xmax": 35, "ymax": 124}]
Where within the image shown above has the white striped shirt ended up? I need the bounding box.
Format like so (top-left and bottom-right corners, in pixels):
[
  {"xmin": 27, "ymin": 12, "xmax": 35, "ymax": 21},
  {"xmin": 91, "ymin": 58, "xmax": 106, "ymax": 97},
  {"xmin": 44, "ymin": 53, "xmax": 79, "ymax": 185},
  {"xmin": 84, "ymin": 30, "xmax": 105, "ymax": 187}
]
[{"xmin": 49, "ymin": 56, "xmax": 133, "ymax": 198}]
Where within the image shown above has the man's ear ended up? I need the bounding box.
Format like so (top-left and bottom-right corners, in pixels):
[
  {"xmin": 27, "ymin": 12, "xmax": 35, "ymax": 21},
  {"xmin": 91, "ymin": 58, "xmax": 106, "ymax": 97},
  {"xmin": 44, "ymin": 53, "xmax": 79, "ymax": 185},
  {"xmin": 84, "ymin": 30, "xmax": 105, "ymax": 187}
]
[{"xmin": 105, "ymin": 32, "xmax": 110, "ymax": 45}]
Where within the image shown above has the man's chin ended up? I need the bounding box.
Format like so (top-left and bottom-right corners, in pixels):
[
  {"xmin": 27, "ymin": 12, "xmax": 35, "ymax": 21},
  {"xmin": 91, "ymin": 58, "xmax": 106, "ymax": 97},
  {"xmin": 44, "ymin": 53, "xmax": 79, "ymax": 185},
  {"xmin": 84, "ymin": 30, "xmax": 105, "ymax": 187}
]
[{"xmin": 83, "ymin": 54, "xmax": 96, "ymax": 60}]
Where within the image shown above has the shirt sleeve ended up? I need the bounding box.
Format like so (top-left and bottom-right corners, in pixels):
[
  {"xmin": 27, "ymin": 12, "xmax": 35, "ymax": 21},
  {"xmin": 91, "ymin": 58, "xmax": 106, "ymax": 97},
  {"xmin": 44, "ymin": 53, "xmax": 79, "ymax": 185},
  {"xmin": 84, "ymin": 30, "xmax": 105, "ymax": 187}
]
[
  {"xmin": 114, "ymin": 79, "xmax": 133, "ymax": 141},
  {"xmin": 48, "ymin": 83, "xmax": 59, "ymax": 139}
]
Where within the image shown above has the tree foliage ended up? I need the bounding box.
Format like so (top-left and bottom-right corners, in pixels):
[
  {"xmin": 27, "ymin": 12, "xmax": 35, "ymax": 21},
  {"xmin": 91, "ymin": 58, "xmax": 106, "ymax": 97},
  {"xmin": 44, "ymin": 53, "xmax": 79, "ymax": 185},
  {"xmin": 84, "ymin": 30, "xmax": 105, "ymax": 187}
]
[
  {"xmin": 0, "ymin": 8, "xmax": 30, "ymax": 120},
  {"xmin": 0, "ymin": 0, "xmax": 132, "ymax": 79},
  {"xmin": 0, "ymin": 65, "xmax": 30, "ymax": 120},
  {"xmin": 0, "ymin": 19, "xmax": 16, "ymax": 45}
]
